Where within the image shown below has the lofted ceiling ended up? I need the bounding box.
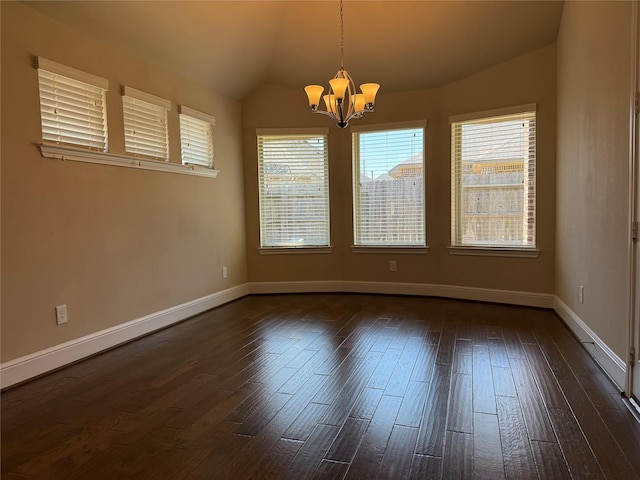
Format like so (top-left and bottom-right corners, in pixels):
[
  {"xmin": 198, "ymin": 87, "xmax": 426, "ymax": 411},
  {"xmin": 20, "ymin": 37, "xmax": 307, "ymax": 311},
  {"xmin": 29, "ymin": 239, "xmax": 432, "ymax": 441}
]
[{"xmin": 24, "ymin": 0, "xmax": 565, "ymax": 101}]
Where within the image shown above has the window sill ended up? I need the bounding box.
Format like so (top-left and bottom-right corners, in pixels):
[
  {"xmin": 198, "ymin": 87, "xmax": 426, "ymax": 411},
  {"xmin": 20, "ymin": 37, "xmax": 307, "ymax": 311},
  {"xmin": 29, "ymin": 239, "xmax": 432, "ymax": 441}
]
[
  {"xmin": 40, "ymin": 143, "xmax": 219, "ymax": 179},
  {"xmin": 351, "ymin": 246, "xmax": 430, "ymax": 254},
  {"xmin": 258, "ymin": 246, "xmax": 333, "ymax": 255},
  {"xmin": 448, "ymin": 246, "xmax": 539, "ymax": 258}
]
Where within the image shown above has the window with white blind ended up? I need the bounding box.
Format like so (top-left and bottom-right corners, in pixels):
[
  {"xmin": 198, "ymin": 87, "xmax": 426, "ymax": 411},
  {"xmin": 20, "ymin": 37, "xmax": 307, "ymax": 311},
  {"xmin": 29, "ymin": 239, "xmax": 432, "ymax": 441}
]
[
  {"xmin": 450, "ymin": 106, "xmax": 536, "ymax": 249},
  {"xmin": 257, "ymin": 130, "xmax": 330, "ymax": 248},
  {"xmin": 122, "ymin": 86, "xmax": 170, "ymax": 161},
  {"xmin": 36, "ymin": 57, "xmax": 109, "ymax": 151},
  {"xmin": 179, "ymin": 106, "xmax": 215, "ymax": 168},
  {"xmin": 352, "ymin": 122, "xmax": 426, "ymax": 247}
]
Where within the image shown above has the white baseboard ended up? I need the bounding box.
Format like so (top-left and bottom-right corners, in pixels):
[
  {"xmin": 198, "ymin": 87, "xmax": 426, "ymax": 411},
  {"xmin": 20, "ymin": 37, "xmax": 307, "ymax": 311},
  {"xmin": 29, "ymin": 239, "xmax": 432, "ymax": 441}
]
[
  {"xmin": 248, "ymin": 280, "xmax": 554, "ymax": 308},
  {"xmin": 553, "ymin": 296, "xmax": 626, "ymax": 389},
  {"xmin": 0, "ymin": 284, "xmax": 249, "ymax": 389},
  {"xmin": 6, "ymin": 281, "xmax": 619, "ymax": 391}
]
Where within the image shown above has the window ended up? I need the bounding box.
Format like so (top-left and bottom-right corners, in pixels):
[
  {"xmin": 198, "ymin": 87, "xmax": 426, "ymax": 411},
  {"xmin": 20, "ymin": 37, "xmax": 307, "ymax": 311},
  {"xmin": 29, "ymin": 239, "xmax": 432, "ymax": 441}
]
[
  {"xmin": 257, "ymin": 130, "xmax": 330, "ymax": 248},
  {"xmin": 179, "ymin": 106, "xmax": 215, "ymax": 168},
  {"xmin": 36, "ymin": 57, "xmax": 109, "ymax": 151},
  {"xmin": 122, "ymin": 86, "xmax": 170, "ymax": 160},
  {"xmin": 352, "ymin": 122, "xmax": 426, "ymax": 247},
  {"xmin": 450, "ymin": 106, "xmax": 536, "ymax": 248}
]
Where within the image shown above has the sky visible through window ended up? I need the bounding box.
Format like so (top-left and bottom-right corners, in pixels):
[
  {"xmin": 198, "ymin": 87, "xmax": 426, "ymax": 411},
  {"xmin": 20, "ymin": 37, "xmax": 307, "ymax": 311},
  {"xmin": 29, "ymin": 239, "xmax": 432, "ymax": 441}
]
[{"xmin": 359, "ymin": 129, "xmax": 423, "ymax": 179}]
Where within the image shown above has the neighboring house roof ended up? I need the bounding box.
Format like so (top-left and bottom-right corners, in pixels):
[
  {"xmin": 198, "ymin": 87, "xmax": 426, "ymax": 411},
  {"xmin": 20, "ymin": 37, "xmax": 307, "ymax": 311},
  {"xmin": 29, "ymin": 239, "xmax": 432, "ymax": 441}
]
[{"xmin": 388, "ymin": 152, "xmax": 423, "ymax": 178}]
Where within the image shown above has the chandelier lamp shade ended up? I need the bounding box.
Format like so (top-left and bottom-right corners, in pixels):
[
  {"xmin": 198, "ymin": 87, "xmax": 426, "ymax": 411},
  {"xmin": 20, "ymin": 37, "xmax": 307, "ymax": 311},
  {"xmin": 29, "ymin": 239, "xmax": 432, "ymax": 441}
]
[{"xmin": 304, "ymin": 0, "xmax": 380, "ymax": 128}]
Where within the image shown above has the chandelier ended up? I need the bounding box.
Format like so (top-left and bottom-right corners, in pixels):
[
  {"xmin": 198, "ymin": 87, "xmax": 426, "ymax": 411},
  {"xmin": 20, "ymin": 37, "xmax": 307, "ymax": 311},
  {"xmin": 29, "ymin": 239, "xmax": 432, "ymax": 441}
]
[{"xmin": 304, "ymin": 0, "xmax": 380, "ymax": 128}]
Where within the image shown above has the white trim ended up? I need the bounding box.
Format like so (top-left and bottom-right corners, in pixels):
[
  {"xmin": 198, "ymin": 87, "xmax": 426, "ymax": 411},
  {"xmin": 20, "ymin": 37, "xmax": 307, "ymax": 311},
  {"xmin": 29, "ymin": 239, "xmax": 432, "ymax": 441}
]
[
  {"xmin": 122, "ymin": 86, "xmax": 171, "ymax": 110},
  {"xmin": 553, "ymin": 296, "xmax": 627, "ymax": 389},
  {"xmin": 258, "ymin": 247, "xmax": 333, "ymax": 255},
  {"xmin": 351, "ymin": 246, "xmax": 430, "ymax": 254},
  {"xmin": 627, "ymin": 0, "xmax": 640, "ymax": 398},
  {"xmin": 12, "ymin": 281, "xmax": 627, "ymax": 391},
  {"xmin": 36, "ymin": 57, "xmax": 108, "ymax": 90},
  {"xmin": 248, "ymin": 280, "xmax": 553, "ymax": 308},
  {"xmin": 448, "ymin": 246, "xmax": 540, "ymax": 258},
  {"xmin": 179, "ymin": 105, "xmax": 215, "ymax": 125},
  {"xmin": 0, "ymin": 285, "xmax": 249, "ymax": 389},
  {"xmin": 350, "ymin": 119, "xmax": 427, "ymax": 133},
  {"xmin": 40, "ymin": 144, "xmax": 219, "ymax": 178},
  {"xmin": 449, "ymin": 103, "xmax": 537, "ymax": 124},
  {"xmin": 256, "ymin": 127, "xmax": 329, "ymax": 136}
]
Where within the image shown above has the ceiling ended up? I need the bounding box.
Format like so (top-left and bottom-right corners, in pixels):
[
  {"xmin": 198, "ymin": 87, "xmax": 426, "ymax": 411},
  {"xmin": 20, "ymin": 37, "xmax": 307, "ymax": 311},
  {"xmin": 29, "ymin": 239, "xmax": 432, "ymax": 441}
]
[{"xmin": 24, "ymin": 1, "xmax": 565, "ymax": 101}]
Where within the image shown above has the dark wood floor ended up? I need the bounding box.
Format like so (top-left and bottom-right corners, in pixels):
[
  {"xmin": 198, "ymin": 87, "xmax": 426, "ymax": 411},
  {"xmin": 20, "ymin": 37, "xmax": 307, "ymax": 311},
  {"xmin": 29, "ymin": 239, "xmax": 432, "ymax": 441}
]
[{"xmin": 3, "ymin": 293, "xmax": 640, "ymax": 479}]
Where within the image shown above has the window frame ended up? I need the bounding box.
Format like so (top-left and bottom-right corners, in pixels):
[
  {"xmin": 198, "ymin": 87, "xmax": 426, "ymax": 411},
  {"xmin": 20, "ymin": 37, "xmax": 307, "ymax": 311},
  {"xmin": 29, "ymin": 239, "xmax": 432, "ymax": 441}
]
[
  {"xmin": 449, "ymin": 104, "xmax": 539, "ymax": 257},
  {"xmin": 351, "ymin": 120, "xmax": 428, "ymax": 251},
  {"xmin": 122, "ymin": 86, "xmax": 171, "ymax": 161},
  {"xmin": 36, "ymin": 57, "xmax": 109, "ymax": 152},
  {"xmin": 256, "ymin": 128, "xmax": 331, "ymax": 252},
  {"xmin": 179, "ymin": 105, "xmax": 215, "ymax": 169}
]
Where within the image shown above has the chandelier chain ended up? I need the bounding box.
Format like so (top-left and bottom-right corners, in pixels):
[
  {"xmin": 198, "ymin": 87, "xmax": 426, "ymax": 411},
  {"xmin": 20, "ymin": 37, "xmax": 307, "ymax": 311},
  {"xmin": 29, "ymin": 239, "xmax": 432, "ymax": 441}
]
[{"xmin": 340, "ymin": 0, "xmax": 344, "ymax": 69}]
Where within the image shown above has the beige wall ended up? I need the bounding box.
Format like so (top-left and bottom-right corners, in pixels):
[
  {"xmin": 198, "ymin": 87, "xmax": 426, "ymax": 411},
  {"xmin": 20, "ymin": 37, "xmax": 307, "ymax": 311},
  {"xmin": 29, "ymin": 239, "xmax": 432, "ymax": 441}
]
[
  {"xmin": 556, "ymin": 1, "xmax": 634, "ymax": 359},
  {"xmin": 1, "ymin": 2, "xmax": 247, "ymax": 362},
  {"xmin": 243, "ymin": 44, "xmax": 556, "ymax": 293}
]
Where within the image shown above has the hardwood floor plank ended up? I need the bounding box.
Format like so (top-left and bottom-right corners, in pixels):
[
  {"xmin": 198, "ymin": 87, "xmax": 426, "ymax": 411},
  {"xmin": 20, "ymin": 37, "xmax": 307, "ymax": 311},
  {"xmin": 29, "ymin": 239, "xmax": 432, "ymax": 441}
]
[
  {"xmin": 502, "ymin": 327, "xmax": 525, "ymax": 359},
  {"xmin": 348, "ymin": 387, "xmax": 384, "ymax": 421},
  {"xmin": 547, "ymin": 407, "xmax": 606, "ymax": 479},
  {"xmin": 226, "ymin": 367, "xmax": 298, "ymax": 423},
  {"xmin": 325, "ymin": 417, "xmax": 370, "ymax": 463},
  {"xmin": 322, "ymin": 351, "xmax": 384, "ymax": 426},
  {"xmin": 442, "ymin": 431, "xmax": 473, "ymax": 479},
  {"xmin": 496, "ymin": 396, "xmax": 538, "ymax": 480},
  {"xmin": 488, "ymin": 338, "xmax": 510, "ymax": 368},
  {"xmin": 436, "ymin": 322, "xmax": 457, "ymax": 365},
  {"xmin": 556, "ymin": 377, "xmax": 636, "ymax": 479},
  {"xmin": 473, "ymin": 412, "xmax": 505, "ymax": 480},
  {"xmin": 409, "ymin": 454, "xmax": 442, "ymax": 480},
  {"xmin": 522, "ymin": 343, "xmax": 568, "ymax": 410},
  {"xmin": 530, "ymin": 440, "xmax": 571, "ymax": 480},
  {"xmin": 377, "ymin": 425, "xmax": 418, "ymax": 479},
  {"xmin": 234, "ymin": 391, "xmax": 292, "ymax": 436},
  {"xmin": 409, "ymin": 342, "xmax": 437, "ymax": 383},
  {"xmin": 310, "ymin": 460, "xmax": 350, "ymax": 480},
  {"xmin": 454, "ymin": 352, "xmax": 473, "ymax": 375},
  {"xmin": 366, "ymin": 348, "xmax": 401, "ymax": 390},
  {"xmin": 508, "ymin": 356, "xmax": 555, "ymax": 442},
  {"xmin": 176, "ymin": 384, "xmax": 257, "ymax": 447},
  {"xmin": 311, "ymin": 354, "xmax": 371, "ymax": 406},
  {"xmin": 492, "ymin": 366, "xmax": 517, "ymax": 398},
  {"xmin": 282, "ymin": 402, "xmax": 331, "ymax": 441},
  {"xmin": 280, "ymin": 424, "xmax": 340, "ymax": 480},
  {"xmin": 473, "ymin": 345, "xmax": 496, "ymax": 415},
  {"xmin": 384, "ymin": 337, "xmax": 423, "ymax": 397},
  {"xmin": 415, "ymin": 363, "xmax": 452, "ymax": 456},
  {"xmin": 252, "ymin": 438, "xmax": 304, "ymax": 479},
  {"xmin": 343, "ymin": 395, "xmax": 403, "ymax": 480},
  {"xmin": 396, "ymin": 380, "xmax": 429, "ymax": 428},
  {"xmin": 447, "ymin": 372, "xmax": 473, "ymax": 434}
]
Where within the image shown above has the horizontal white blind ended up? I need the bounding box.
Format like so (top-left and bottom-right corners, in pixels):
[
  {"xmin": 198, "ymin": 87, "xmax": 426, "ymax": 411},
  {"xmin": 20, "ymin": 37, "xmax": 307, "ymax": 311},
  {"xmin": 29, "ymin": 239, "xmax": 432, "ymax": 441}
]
[
  {"xmin": 451, "ymin": 110, "xmax": 536, "ymax": 247},
  {"xmin": 258, "ymin": 133, "xmax": 330, "ymax": 247},
  {"xmin": 37, "ymin": 69, "xmax": 108, "ymax": 151},
  {"xmin": 353, "ymin": 127, "xmax": 425, "ymax": 246},
  {"xmin": 179, "ymin": 110, "xmax": 214, "ymax": 168},
  {"xmin": 123, "ymin": 91, "xmax": 169, "ymax": 160}
]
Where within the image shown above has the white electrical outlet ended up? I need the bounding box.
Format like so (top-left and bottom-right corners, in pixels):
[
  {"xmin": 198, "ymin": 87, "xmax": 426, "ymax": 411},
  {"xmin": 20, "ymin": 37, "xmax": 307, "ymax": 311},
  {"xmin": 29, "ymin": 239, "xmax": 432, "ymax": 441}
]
[
  {"xmin": 389, "ymin": 260, "xmax": 397, "ymax": 272},
  {"xmin": 55, "ymin": 304, "xmax": 68, "ymax": 325},
  {"xmin": 579, "ymin": 285, "xmax": 584, "ymax": 304},
  {"xmin": 222, "ymin": 266, "xmax": 228, "ymax": 279}
]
